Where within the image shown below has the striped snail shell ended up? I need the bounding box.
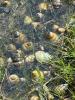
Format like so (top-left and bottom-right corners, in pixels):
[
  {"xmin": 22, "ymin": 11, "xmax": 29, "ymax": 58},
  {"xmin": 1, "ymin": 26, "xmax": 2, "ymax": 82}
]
[{"xmin": 8, "ymin": 74, "xmax": 20, "ymax": 84}]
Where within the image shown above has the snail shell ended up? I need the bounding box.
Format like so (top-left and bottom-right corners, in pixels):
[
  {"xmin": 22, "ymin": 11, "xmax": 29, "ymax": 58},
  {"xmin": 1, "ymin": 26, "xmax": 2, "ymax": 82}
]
[
  {"xmin": 47, "ymin": 93, "xmax": 54, "ymax": 100},
  {"xmin": 32, "ymin": 70, "xmax": 44, "ymax": 79},
  {"xmin": 3, "ymin": 0, "xmax": 11, "ymax": 6},
  {"xmin": 35, "ymin": 51, "xmax": 52, "ymax": 64},
  {"xmin": 38, "ymin": 2, "xmax": 49, "ymax": 11},
  {"xmin": 32, "ymin": 22, "xmax": 41, "ymax": 28},
  {"xmin": 8, "ymin": 44, "xmax": 16, "ymax": 51},
  {"xmin": 53, "ymin": 24, "xmax": 59, "ymax": 31},
  {"xmin": 58, "ymin": 27, "xmax": 65, "ymax": 33},
  {"xmin": 17, "ymin": 32, "xmax": 27, "ymax": 43},
  {"xmin": 25, "ymin": 54, "xmax": 35, "ymax": 63},
  {"xmin": 22, "ymin": 42, "xmax": 33, "ymax": 51},
  {"xmin": 30, "ymin": 95, "xmax": 40, "ymax": 100},
  {"xmin": 55, "ymin": 84, "xmax": 68, "ymax": 95},
  {"xmin": 24, "ymin": 16, "xmax": 33, "ymax": 25},
  {"xmin": 8, "ymin": 74, "xmax": 20, "ymax": 84},
  {"xmin": 7, "ymin": 57, "xmax": 12, "ymax": 63},
  {"xmin": 48, "ymin": 32, "xmax": 58, "ymax": 41},
  {"xmin": 37, "ymin": 12, "xmax": 44, "ymax": 18}
]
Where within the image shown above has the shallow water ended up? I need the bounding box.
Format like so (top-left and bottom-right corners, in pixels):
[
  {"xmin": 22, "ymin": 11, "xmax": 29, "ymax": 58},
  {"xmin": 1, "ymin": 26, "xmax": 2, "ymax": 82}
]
[{"xmin": 0, "ymin": 0, "xmax": 75, "ymax": 100}]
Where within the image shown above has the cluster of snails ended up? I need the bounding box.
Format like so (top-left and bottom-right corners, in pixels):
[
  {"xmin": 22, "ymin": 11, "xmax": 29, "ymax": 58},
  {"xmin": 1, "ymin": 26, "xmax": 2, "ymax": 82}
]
[
  {"xmin": 38, "ymin": 0, "xmax": 62, "ymax": 11},
  {"xmin": 24, "ymin": 16, "xmax": 42, "ymax": 29},
  {"xmin": 46, "ymin": 24, "xmax": 66, "ymax": 42},
  {"xmin": 7, "ymin": 31, "xmax": 34, "ymax": 63}
]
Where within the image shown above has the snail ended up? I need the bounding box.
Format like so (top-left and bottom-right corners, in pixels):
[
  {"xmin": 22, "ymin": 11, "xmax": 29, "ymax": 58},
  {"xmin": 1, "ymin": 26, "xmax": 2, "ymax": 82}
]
[
  {"xmin": 37, "ymin": 12, "xmax": 44, "ymax": 18},
  {"xmin": 53, "ymin": 0, "xmax": 62, "ymax": 7},
  {"xmin": 8, "ymin": 44, "xmax": 17, "ymax": 51},
  {"xmin": 54, "ymin": 84, "xmax": 68, "ymax": 95},
  {"xmin": 73, "ymin": 0, "xmax": 75, "ymax": 5},
  {"xmin": 8, "ymin": 74, "xmax": 20, "ymax": 84},
  {"xmin": 58, "ymin": 27, "xmax": 65, "ymax": 34},
  {"xmin": 32, "ymin": 70, "xmax": 44, "ymax": 80},
  {"xmin": 48, "ymin": 32, "xmax": 58, "ymax": 41},
  {"xmin": 14, "ymin": 31, "xmax": 21, "ymax": 38},
  {"xmin": 17, "ymin": 32, "xmax": 27, "ymax": 44},
  {"xmin": 31, "ymin": 22, "xmax": 41, "ymax": 29},
  {"xmin": 30, "ymin": 95, "xmax": 40, "ymax": 100},
  {"xmin": 35, "ymin": 51, "xmax": 52, "ymax": 64},
  {"xmin": 1, "ymin": 0, "xmax": 11, "ymax": 7},
  {"xmin": 38, "ymin": 2, "xmax": 49, "ymax": 11},
  {"xmin": 16, "ymin": 49, "xmax": 23, "ymax": 59},
  {"xmin": 53, "ymin": 24, "xmax": 59, "ymax": 31},
  {"xmin": 7, "ymin": 57, "xmax": 12, "ymax": 63},
  {"xmin": 47, "ymin": 93, "xmax": 54, "ymax": 100},
  {"xmin": 24, "ymin": 16, "xmax": 33, "ymax": 25},
  {"xmin": 25, "ymin": 54, "xmax": 35, "ymax": 63},
  {"xmin": 43, "ymin": 71, "xmax": 50, "ymax": 76},
  {"xmin": 22, "ymin": 42, "xmax": 33, "ymax": 52}
]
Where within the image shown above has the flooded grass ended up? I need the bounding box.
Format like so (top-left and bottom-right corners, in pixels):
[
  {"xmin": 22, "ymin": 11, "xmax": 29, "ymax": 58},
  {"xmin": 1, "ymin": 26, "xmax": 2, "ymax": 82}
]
[{"xmin": 0, "ymin": 0, "xmax": 75, "ymax": 100}]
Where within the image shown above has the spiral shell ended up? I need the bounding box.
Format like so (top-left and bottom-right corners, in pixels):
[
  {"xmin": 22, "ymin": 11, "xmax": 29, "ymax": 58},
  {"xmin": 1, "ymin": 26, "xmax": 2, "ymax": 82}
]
[
  {"xmin": 25, "ymin": 54, "xmax": 35, "ymax": 63},
  {"xmin": 17, "ymin": 32, "xmax": 27, "ymax": 43},
  {"xmin": 48, "ymin": 32, "xmax": 58, "ymax": 41},
  {"xmin": 1, "ymin": 0, "xmax": 11, "ymax": 6},
  {"xmin": 22, "ymin": 42, "xmax": 33, "ymax": 51},
  {"xmin": 8, "ymin": 44, "xmax": 17, "ymax": 51},
  {"xmin": 54, "ymin": 84, "xmax": 68, "ymax": 95},
  {"xmin": 8, "ymin": 74, "xmax": 20, "ymax": 84},
  {"xmin": 32, "ymin": 70, "xmax": 44, "ymax": 80},
  {"xmin": 58, "ymin": 27, "xmax": 65, "ymax": 33},
  {"xmin": 47, "ymin": 93, "xmax": 54, "ymax": 100},
  {"xmin": 30, "ymin": 95, "xmax": 40, "ymax": 100},
  {"xmin": 35, "ymin": 51, "xmax": 52, "ymax": 64},
  {"xmin": 38, "ymin": 2, "xmax": 49, "ymax": 11},
  {"xmin": 32, "ymin": 22, "xmax": 41, "ymax": 28},
  {"xmin": 53, "ymin": 24, "xmax": 59, "ymax": 31},
  {"xmin": 24, "ymin": 16, "xmax": 33, "ymax": 25}
]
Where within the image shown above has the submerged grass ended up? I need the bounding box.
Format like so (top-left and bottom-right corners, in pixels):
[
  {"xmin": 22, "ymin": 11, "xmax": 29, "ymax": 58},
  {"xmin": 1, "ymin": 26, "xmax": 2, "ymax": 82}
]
[{"xmin": 0, "ymin": 0, "xmax": 75, "ymax": 100}]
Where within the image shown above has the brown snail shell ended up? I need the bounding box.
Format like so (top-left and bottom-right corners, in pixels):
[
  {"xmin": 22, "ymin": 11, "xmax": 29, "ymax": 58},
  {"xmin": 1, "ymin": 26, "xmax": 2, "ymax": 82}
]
[
  {"xmin": 18, "ymin": 32, "xmax": 27, "ymax": 43},
  {"xmin": 7, "ymin": 57, "xmax": 12, "ymax": 63},
  {"xmin": 53, "ymin": 24, "xmax": 59, "ymax": 31},
  {"xmin": 30, "ymin": 95, "xmax": 40, "ymax": 100},
  {"xmin": 58, "ymin": 27, "xmax": 65, "ymax": 33},
  {"xmin": 48, "ymin": 32, "xmax": 58, "ymax": 41},
  {"xmin": 8, "ymin": 44, "xmax": 17, "ymax": 51},
  {"xmin": 8, "ymin": 74, "xmax": 20, "ymax": 84},
  {"xmin": 22, "ymin": 42, "xmax": 33, "ymax": 51},
  {"xmin": 32, "ymin": 22, "xmax": 41, "ymax": 28},
  {"xmin": 1, "ymin": 0, "xmax": 11, "ymax": 6}
]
